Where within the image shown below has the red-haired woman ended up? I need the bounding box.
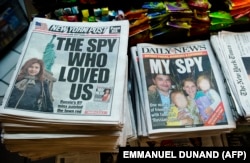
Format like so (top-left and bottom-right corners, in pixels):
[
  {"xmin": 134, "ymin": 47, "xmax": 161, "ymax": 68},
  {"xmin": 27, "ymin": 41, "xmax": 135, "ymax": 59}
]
[{"xmin": 7, "ymin": 58, "xmax": 53, "ymax": 112}]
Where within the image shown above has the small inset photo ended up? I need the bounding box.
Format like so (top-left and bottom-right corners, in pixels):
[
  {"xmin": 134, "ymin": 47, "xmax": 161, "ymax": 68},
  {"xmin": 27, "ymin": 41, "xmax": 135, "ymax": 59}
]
[{"xmin": 94, "ymin": 87, "xmax": 112, "ymax": 102}]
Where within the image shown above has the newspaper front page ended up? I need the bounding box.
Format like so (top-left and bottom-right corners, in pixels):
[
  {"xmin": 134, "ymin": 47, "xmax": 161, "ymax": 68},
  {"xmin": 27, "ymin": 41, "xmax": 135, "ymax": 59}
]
[
  {"xmin": 210, "ymin": 34, "xmax": 244, "ymax": 119},
  {"xmin": 0, "ymin": 17, "xmax": 129, "ymax": 124},
  {"xmin": 213, "ymin": 31, "xmax": 250, "ymax": 119},
  {"xmin": 136, "ymin": 40, "xmax": 236, "ymax": 136}
]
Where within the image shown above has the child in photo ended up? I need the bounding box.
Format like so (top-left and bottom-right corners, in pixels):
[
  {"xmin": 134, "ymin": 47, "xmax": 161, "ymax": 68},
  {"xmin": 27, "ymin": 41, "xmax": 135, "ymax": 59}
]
[
  {"xmin": 196, "ymin": 74, "xmax": 225, "ymax": 124},
  {"xmin": 166, "ymin": 90, "xmax": 193, "ymax": 126}
]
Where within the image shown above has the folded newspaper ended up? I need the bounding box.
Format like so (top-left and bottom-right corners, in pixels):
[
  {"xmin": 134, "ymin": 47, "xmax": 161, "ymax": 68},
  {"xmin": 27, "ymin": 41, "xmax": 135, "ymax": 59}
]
[
  {"xmin": 210, "ymin": 31, "xmax": 250, "ymax": 122},
  {"xmin": 131, "ymin": 40, "xmax": 236, "ymax": 137}
]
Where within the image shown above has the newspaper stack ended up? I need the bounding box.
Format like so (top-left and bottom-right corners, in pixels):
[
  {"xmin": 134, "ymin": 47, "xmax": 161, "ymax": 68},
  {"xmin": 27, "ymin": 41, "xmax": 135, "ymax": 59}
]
[
  {"xmin": 0, "ymin": 17, "xmax": 133, "ymax": 160},
  {"xmin": 129, "ymin": 40, "xmax": 236, "ymax": 145},
  {"xmin": 210, "ymin": 31, "xmax": 250, "ymax": 123}
]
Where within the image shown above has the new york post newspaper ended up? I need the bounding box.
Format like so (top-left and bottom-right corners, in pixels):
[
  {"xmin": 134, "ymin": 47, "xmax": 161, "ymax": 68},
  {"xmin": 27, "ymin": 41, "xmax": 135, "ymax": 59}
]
[{"xmin": 0, "ymin": 17, "xmax": 129, "ymax": 126}]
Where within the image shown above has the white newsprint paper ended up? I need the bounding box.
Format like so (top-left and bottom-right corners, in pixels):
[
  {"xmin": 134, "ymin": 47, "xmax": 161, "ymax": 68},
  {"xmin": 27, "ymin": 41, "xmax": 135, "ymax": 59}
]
[
  {"xmin": 211, "ymin": 31, "xmax": 250, "ymax": 119},
  {"xmin": 136, "ymin": 40, "xmax": 235, "ymax": 136},
  {"xmin": 0, "ymin": 17, "xmax": 129, "ymax": 125}
]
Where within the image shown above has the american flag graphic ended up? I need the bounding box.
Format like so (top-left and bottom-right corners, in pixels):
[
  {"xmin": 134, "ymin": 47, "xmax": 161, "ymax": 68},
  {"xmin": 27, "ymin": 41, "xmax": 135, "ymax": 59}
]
[{"xmin": 35, "ymin": 22, "xmax": 48, "ymax": 30}]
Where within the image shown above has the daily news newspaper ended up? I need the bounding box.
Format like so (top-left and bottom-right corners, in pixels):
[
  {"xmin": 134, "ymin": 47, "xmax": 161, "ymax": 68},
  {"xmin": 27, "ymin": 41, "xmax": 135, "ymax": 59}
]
[
  {"xmin": 210, "ymin": 31, "xmax": 250, "ymax": 119},
  {"xmin": 136, "ymin": 40, "xmax": 235, "ymax": 135},
  {"xmin": 0, "ymin": 17, "xmax": 129, "ymax": 124}
]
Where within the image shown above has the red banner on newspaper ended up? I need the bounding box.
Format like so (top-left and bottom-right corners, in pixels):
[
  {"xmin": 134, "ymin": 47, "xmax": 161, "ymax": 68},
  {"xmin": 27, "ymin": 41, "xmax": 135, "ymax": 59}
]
[{"xmin": 205, "ymin": 102, "xmax": 225, "ymax": 126}]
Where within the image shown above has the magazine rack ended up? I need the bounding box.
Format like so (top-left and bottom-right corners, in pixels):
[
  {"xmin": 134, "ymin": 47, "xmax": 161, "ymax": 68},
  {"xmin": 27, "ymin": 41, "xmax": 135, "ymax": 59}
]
[
  {"xmin": 31, "ymin": 0, "xmax": 250, "ymax": 45},
  {"xmin": 0, "ymin": 0, "xmax": 29, "ymax": 58}
]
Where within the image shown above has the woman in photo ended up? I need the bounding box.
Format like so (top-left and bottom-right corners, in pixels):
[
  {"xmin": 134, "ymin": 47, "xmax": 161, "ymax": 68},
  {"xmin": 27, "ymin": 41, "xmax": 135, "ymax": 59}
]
[
  {"xmin": 182, "ymin": 78, "xmax": 203, "ymax": 125},
  {"xmin": 7, "ymin": 58, "xmax": 54, "ymax": 112},
  {"xmin": 102, "ymin": 88, "xmax": 111, "ymax": 102}
]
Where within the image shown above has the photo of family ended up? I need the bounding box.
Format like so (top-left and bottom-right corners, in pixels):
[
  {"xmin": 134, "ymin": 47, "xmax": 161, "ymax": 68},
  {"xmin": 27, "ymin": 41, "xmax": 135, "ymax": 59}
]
[{"xmin": 147, "ymin": 72, "xmax": 227, "ymax": 128}]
